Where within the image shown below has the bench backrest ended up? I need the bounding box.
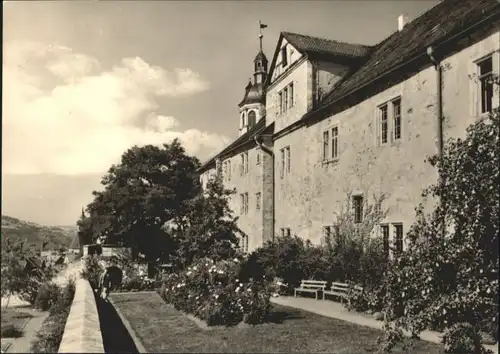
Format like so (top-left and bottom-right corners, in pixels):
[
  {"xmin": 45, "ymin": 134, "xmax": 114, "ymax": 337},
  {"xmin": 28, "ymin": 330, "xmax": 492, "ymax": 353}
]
[
  {"xmin": 330, "ymin": 282, "xmax": 364, "ymax": 293},
  {"xmin": 300, "ymin": 280, "xmax": 327, "ymax": 289}
]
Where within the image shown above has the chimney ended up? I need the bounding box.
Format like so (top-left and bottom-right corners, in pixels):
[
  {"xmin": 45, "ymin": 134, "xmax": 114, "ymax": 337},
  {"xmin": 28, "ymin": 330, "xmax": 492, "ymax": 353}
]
[{"xmin": 398, "ymin": 14, "xmax": 407, "ymax": 32}]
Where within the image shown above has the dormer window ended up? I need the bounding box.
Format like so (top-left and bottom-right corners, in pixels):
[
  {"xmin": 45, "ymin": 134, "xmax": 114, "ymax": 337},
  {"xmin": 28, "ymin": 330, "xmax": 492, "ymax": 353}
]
[{"xmin": 281, "ymin": 46, "xmax": 288, "ymax": 67}]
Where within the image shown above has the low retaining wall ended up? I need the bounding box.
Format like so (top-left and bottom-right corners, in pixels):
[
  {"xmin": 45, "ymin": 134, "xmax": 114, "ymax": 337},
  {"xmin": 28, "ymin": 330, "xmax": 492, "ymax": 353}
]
[{"xmin": 58, "ymin": 278, "xmax": 104, "ymax": 353}]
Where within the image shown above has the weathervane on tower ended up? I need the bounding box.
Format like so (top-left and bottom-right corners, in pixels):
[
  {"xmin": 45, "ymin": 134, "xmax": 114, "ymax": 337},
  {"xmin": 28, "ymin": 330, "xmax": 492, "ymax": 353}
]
[{"xmin": 259, "ymin": 20, "xmax": 267, "ymax": 52}]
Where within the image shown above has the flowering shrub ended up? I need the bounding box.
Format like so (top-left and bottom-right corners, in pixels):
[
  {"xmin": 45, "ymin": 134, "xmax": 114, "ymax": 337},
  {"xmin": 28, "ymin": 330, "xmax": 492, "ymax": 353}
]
[
  {"xmin": 380, "ymin": 109, "xmax": 499, "ymax": 352},
  {"xmin": 160, "ymin": 257, "xmax": 272, "ymax": 326},
  {"xmin": 442, "ymin": 323, "xmax": 492, "ymax": 354}
]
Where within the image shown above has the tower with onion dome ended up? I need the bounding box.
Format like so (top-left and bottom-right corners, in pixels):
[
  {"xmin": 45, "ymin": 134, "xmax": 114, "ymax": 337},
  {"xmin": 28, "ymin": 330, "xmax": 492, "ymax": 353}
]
[{"xmin": 238, "ymin": 22, "xmax": 268, "ymax": 136}]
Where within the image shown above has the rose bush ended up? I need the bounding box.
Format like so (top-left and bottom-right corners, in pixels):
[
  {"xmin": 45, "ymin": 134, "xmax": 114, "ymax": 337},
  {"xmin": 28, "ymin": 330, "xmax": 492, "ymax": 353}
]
[{"xmin": 159, "ymin": 257, "xmax": 272, "ymax": 326}]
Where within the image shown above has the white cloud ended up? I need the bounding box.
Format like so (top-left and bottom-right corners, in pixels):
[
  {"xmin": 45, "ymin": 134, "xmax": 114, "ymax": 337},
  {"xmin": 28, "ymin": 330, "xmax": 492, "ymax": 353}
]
[{"xmin": 2, "ymin": 41, "xmax": 229, "ymax": 175}]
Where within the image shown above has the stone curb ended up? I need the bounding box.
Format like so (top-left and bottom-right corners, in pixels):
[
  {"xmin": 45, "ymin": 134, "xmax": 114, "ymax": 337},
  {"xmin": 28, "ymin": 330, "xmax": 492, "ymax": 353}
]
[
  {"xmin": 112, "ymin": 290, "xmax": 158, "ymax": 295},
  {"xmin": 58, "ymin": 279, "xmax": 104, "ymax": 353},
  {"xmin": 109, "ymin": 297, "xmax": 148, "ymax": 353}
]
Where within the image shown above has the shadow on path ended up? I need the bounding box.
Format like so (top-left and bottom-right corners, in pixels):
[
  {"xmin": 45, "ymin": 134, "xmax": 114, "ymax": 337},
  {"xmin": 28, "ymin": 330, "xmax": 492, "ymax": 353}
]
[{"xmin": 94, "ymin": 292, "xmax": 138, "ymax": 353}]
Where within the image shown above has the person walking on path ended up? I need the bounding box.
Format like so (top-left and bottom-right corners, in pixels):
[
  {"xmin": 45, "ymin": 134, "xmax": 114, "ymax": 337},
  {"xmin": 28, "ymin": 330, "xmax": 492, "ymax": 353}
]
[
  {"xmin": 100, "ymin": 268, "xmax": 113, "ymax": 301},
  {"xmin": 99, "ymin": 258, "xmax": 123, "ymax": 301}
]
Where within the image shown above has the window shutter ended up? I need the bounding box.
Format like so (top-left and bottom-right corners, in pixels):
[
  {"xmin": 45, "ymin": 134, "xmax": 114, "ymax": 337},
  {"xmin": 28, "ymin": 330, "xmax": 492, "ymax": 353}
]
[
  {"xmin": 469, "ymin": 61, "xmax": 477, "ymax": 117},
  {"xmin": 493, "ymin": 52, "xmax": 500, "ymax": 111},
  {"xmin": 294, "ymin": 81, "xmax": 297, "ymax": 109},
  {"xmin": 275, "ymin": 93, "xmax": 279, "ymax": 116},
  {"xmin": 389, "ymin": 102, "xmax": 394, "ymax": 143}
]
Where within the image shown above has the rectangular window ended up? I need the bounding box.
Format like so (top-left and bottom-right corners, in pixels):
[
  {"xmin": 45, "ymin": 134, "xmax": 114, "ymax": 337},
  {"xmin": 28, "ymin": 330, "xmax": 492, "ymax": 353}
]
[
  {"xmin": 244, "ymin": 152, "xmax": 249, "ymax": 173},
  {"xmin": 331, "ymin": 126, "xmax": 339, "ymax": 159},
  {"xmin": 278, "ymin": 92, "xmax": 283, "ymax": 115},
  {"xmin": 281, "ymin": 46, "xmax": 287, "ymax": 67},
  {"xmin": 280, "ymin": 148, "xmax": 285, "ymax": 178},
  {"xmin": 394, "ymin": 224, "xmax": 404, "ymax": 253},
  {"xmin": 381, "ymin": 224, "xmax": 390, "ymax": 258},
  {"xmin": 240, "ymin": 154, "xmax": 244, "ymax": 176},
  {"xmin": 280, "ymin": 228, "xmax": 291, "ymax": 237},
  {"xmin": 289, "ymin": 83, "xmax": 294, "ymax": 108},
  {"xmin": 240, "ymin": 194, "xmax": 244, "ymax": 214},
  {"xmin": 228, "ymin": 161, "xmax": 231, "ymax": 180},
  {"xmin": 256, "ymin": 151, "xmax": 261, "ymax": 165},
  {"xmin": 241, "ymin": 235, "xmax": 249, "ymax": 254},
  {"xmin": 393, "ymin": 98, "xmax": 402, "ymax": 141},
  {"xmin": 323, "ymin": 130, "xmax": 329, "ymax": 161},
  {"xmin": 285, "ymin": 146, "xmax": 291, "ymax": 173},
  {"xmin": 478, "ymin": 56, "xmax": 493, "ymax": 114},
  {"xmin": 379, "ymin": 104, "xmax": 388, "ymax": 144},
  {"xmin": 256, "ymin": 192, "xmax": 261, "ymax": 211},
  {"xmin": 245, "ymin": 193, "xmax": 249, "ymax": 214},
  {"xmin": 323, "ymin": 226, "xmax": 331, "ymax": 244},
  {"xmin": 353, "ymin": 195, "xmax": 363, "ymax": 224}
]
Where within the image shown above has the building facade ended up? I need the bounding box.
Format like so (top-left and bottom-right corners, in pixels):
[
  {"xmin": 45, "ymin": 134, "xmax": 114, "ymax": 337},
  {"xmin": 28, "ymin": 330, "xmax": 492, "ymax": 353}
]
[{"xmin": 199, "ymin": 0, "xmax": 500, "ymax": 254}]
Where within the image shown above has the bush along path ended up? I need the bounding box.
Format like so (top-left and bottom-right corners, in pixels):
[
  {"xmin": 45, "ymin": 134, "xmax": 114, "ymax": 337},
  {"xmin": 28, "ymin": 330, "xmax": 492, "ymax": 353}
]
[{"xmin": 29, "ymin": 280, "xmax": 76, "ymax": 353}]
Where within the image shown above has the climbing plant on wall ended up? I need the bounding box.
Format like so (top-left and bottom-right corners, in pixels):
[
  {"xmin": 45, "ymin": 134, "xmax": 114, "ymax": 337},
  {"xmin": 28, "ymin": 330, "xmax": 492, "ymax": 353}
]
[{"xmin": 379, "ymin": 108, "xmax": 499, "ymax": 353}]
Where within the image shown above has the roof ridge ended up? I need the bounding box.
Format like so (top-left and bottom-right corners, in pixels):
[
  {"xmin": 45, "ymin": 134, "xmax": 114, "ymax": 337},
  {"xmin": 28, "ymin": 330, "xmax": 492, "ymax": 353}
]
[
  {"xmin": 282, "ymin": 31, "xmax": 373, "ymax": 49},
  {"xmin": 313, "ymin": 0, "xmax": 500, "ymax": 117}
]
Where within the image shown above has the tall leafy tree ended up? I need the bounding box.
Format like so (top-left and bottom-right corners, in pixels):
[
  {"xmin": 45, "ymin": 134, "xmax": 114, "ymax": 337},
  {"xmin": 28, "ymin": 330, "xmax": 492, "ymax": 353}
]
[
  {"xmin": 83, "ymin": 139, "xmax": 201, "ymax": 262},
  {"xmin": 172, "ymin": 174, "xmax": 241, "ymax": 269}
]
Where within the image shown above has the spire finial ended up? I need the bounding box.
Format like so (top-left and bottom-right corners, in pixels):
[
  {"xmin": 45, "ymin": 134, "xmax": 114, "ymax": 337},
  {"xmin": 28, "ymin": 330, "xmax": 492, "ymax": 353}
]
[{"xmin": 259, "ymin": 21, "xmax": 267, "ymax": 52}]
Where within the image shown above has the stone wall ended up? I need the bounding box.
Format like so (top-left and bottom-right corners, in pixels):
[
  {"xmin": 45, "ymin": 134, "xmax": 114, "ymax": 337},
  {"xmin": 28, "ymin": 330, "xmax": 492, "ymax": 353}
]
[
  {"xmin": 224, "ymin": 144, "xmax": 265, "ymax": 253},
  {"xmin": 58, "ymin": 278, "xmax": 104, "ymax": 353}
]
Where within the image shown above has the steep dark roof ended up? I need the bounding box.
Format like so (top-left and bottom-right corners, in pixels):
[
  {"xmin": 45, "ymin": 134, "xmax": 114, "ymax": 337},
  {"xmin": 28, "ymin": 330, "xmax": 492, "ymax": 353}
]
[
  {"xmin": 282, "ymin": 31, "xmax": 373, "ymax": 60},
  {"xmin": 254, "ymin": 51, "xmax": 268, "ymax": 63},
  {"xmin": 314, "ymin": 0, "xmax": 500, "ymax": 112},
  {"xmin": 238, "ymin": 82, "xmax": 265, "ymax": 107},
  {"xmin": 198, "ymin": 118, "xmax": 272, "ymax": 172}
]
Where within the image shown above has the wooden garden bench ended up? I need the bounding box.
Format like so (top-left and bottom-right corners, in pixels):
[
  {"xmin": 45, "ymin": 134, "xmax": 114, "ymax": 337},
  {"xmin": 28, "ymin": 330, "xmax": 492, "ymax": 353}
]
[
  {"xmin": 322, "ymin": 282, "xmax": 364, "ymax": 306},
  {"xmin": 294, "ymin": 280, "xmax": 327, "ymax": 300}
]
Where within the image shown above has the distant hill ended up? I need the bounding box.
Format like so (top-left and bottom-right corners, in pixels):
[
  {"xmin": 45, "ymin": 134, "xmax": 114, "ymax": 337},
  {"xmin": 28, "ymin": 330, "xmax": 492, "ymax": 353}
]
[{"xmin": 1, "ymin": 215, "xmax": 76, "ymax": 250}]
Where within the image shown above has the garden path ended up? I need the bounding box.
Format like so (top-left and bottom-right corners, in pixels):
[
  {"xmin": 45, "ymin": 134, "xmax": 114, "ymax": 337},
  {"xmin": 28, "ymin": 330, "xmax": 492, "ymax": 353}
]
[
  {"xmin": 271, "ymin": 296, "xmax": 498, "ymax": 354},
  {"xmin": 4, "ymin": 308, "xmax": 48, "ymax": 353}
]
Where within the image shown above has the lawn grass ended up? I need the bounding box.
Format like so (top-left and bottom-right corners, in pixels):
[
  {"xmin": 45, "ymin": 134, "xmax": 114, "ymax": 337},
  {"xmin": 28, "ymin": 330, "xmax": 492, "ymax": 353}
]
[
  {"xmin": 111, "ymin": 292, "xmax": 445, "ymax": 353},
  {"xmin": 0, "ymin": 307, "xmax": 33, "ymax": 338}
]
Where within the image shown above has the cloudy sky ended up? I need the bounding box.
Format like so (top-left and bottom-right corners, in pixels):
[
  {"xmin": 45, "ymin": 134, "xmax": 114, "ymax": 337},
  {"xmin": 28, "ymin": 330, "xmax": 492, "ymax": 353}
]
[{"xmin": 2, "ymin": 0, "xmax": 438, "ymax": 225}]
